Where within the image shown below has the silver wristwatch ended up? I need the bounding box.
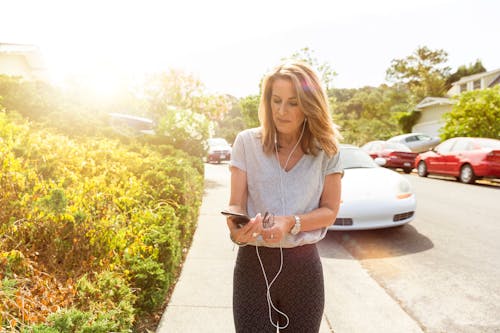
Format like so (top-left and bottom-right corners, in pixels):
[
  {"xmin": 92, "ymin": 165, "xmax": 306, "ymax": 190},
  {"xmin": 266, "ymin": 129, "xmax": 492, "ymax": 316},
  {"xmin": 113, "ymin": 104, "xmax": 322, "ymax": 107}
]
[{"xmin": 290, "ymin": 215, "xmax": 301, "ymax": 235}]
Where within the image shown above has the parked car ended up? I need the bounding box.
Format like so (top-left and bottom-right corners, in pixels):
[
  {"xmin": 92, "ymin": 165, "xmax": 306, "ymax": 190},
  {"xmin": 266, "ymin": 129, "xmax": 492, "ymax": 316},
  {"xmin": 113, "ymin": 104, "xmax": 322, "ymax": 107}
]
[
  {"xmin": 108, "ymin": 113, "xmax": 156, "ymax": 136},
  {"xmin": 361, "ymin": 140, "xmax": 417, "ymax": 174},
  {"xmin": 415, "ymin": 137, "xmax": 500, "ymax": 184},
  {"xmin": 388, "ymin": 133, "xmax": 441, "ymax": 153},
  {"xmin": 329, "ymin": 145, "xmax": 416, "ymax": 230},
  {"xmin": 207, "ymin": 138, "xmax": 232, "ymax": 163}
]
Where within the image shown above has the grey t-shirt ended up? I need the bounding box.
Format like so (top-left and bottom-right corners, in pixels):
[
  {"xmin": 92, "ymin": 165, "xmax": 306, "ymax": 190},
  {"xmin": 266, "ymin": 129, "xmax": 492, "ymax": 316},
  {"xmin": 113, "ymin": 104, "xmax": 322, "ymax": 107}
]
[{"xmin": 230, "ymin": 127, "xmax": 343, "ymax": 248}]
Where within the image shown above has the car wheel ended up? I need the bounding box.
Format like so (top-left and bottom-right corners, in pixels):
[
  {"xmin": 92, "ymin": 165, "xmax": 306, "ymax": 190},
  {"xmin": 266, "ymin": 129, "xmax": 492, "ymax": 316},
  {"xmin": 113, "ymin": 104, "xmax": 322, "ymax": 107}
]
[
  {"xmin": 417, "ymin": 161, "xmax": 428, "ymax": 177},
  {"xmin": 403, "ymin": 168, "xmax": 412, "ymax": 174},
  {"xmin": 459, "ymin": 164, "xmax": 476, "ymax": 184}
]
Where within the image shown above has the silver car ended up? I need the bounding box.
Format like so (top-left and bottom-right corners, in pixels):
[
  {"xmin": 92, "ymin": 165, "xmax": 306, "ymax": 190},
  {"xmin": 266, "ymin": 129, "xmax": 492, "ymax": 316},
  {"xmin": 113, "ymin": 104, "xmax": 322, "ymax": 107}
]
[{"xmin": 387, "ymin": 133, "xmax": 441, "ymax": 153}]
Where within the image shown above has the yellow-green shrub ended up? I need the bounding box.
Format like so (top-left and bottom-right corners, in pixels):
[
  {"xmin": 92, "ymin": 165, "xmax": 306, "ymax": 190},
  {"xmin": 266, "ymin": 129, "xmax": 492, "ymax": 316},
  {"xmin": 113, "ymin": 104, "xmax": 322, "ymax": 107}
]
[{"xmin": 0, "ymin": 111, "xmax": 204, "ymax": 331}]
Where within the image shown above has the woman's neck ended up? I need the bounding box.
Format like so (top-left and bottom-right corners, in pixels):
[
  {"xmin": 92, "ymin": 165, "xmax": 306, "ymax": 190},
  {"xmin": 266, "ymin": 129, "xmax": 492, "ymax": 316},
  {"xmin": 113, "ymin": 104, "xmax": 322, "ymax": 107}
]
[{"xmin": 277, "ymin": 132, "xmax": 300, "ymax": 148}]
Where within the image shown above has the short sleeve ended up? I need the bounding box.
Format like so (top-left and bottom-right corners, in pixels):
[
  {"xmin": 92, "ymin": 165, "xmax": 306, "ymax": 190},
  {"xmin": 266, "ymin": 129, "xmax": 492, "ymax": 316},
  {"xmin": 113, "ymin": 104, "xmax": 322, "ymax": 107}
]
[
  {"xmin": 229, "ymin": 132, "xmax": 247, "ymax": 172},
  {"xmin": 326, "ymin": 152, "xmax": 343, "ymax": 175}
]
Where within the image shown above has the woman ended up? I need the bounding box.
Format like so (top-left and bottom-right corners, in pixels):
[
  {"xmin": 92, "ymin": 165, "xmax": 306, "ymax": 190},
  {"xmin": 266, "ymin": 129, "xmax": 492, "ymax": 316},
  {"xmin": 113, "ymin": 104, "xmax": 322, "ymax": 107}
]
[{"xmin": 225, "ymin": 61, "xmax": 342, "ymax": 332}]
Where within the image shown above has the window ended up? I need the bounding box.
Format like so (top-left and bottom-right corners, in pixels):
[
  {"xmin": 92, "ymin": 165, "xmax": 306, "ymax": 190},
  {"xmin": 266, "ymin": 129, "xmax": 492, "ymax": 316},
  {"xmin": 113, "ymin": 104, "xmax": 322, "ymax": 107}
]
[
  {"xmin": 436, "ymin": 140, "xmax": 455, "ymax": 154},
  {"xmin": 473, "ymin": 80, "xmax": 481, "ymax": 90},
  {"xmin": 460, "ymin": 83, "xmax": 467, "ymax": 92},
  {"xmin": 405, "ymin": 135, "xmax": 418, "ymax": 143},
  {"xmin": 417, "ymin": 134, "xmax": 431, "ymax": 141},
  {"xmin": 452, "ymin": 139, "xmax": 471, "ymax": 152}
]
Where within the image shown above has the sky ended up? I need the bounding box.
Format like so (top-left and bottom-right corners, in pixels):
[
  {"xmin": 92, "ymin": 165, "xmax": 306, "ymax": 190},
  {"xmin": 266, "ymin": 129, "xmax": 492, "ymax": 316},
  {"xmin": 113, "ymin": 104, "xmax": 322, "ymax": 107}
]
[{"xmin": 1, "ymin": 0, "xmax": 499, "ymax": 98}]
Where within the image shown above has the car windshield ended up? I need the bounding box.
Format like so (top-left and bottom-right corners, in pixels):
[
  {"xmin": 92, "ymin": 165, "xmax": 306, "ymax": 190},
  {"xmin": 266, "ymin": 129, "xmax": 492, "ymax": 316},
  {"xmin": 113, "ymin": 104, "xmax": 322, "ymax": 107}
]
[
  {"xmin": 208, "ymin": 138, "xmax": 229, "ymax": 146},
  {"xmin": 384, "ymin": 142, "xmax": 411, "ymax": 151},
  {"xmin": 340, "ymin": 147, "xmax": 378, "ymax": 169}
]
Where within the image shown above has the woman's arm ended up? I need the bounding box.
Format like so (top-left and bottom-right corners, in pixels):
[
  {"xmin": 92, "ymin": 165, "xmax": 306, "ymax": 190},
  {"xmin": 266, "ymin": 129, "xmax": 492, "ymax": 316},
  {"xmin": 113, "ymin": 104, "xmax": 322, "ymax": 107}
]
[
  {"xmin": 260, "ymin": 172, "xmax": 342, "ymax": 243},
  {"xmin": 226, "ymin": 166, "xmax": 263, "ymax": 244},
  {"xmin": 227, "ymin": 166, "xmax": 248, "ymax": 214}
]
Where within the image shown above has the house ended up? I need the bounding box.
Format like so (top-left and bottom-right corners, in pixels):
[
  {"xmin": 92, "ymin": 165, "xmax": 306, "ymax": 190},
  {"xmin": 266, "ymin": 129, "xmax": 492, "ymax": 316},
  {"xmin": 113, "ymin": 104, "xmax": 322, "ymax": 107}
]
[
  {"xmin": 412, "ymin": 68, "xmax": 500, "ymax": 137},
  {"xmin": 447, "ymin": 68, "xmax": 500, "ymax": 96},
  {"xmin": 0, "ymin": 43, "xmax": 47, "ymax": 81},
  {"xmin": 412, "ymin": 97, "xmax": 455, "ymax": 137}
]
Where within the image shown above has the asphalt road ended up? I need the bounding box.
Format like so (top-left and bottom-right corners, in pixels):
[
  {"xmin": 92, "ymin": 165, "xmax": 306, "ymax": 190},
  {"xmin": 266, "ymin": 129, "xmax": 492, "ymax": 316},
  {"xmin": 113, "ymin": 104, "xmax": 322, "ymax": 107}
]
[{"xmin": 319, "ymin": 173, "xmax": 500, "ymax": 333}]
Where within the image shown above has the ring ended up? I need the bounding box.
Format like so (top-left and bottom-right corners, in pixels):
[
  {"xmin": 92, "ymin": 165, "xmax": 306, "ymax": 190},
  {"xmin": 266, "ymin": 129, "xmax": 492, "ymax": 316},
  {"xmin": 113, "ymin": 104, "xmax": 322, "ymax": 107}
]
[{"xmin": 252, "ymin": 232, "xmax": 259, "ymax": 238}]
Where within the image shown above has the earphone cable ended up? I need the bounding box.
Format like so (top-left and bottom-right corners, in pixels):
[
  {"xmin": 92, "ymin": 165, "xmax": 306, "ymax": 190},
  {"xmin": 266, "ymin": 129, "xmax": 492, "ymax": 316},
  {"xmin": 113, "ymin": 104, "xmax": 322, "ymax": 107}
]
[{"xmin": 254, "ymin": 120, "xmax": 307, "ymax": 330}]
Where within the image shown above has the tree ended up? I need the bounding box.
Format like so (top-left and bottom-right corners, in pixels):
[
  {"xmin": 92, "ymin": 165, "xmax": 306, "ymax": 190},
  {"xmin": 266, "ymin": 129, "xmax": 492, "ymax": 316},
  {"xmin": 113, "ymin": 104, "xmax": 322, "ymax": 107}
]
[
  {"xmin": 213, "ymin": 95, "xmax": 246, "ymax": 143},
  {"xmin": 332, "ymin": 85, "xmax": 403, "ymax": 145},
  {"xmin": 143, "ymin": 69, "xmax": 229, "ymax": 120},
  {"xmin": 154, "ymin": 106, "xmax": 209, "ymax": 158},
  {"xmin": 445, "ymin": 59, "xmax": 487, "ymax": 90},
  {"xmin": 239, "ymin": 94, "xmax": 260, "ymax": 129},
  {"xmin": 386, "ymin": 46, "xmax": 450, "ymax": 102},
  {"xmin": 441, "ymin": 86, "xmax": 500, "ymax": 140}
]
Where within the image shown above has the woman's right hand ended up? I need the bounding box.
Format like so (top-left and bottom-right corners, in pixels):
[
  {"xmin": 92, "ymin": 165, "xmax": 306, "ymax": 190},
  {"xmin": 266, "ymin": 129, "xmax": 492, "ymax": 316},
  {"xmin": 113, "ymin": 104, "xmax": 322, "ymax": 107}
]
[{"xmin": 227, "ymin": 213, "xmax": 264, "ymax": 245}]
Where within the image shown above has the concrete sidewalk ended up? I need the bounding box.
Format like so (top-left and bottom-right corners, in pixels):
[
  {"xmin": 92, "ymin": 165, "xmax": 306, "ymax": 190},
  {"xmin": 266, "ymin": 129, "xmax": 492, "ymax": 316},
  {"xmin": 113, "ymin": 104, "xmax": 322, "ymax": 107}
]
[{"xmin": 156, "ymin": 163, "xmax": 423, "ymax": 333}]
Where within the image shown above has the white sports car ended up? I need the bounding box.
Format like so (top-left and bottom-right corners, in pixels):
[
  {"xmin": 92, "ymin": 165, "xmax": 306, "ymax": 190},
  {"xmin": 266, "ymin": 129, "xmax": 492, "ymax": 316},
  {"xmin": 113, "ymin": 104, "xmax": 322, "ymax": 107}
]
[{"xmin": 328, "ymin": 145, "xmax": 416, "ymax": 231}]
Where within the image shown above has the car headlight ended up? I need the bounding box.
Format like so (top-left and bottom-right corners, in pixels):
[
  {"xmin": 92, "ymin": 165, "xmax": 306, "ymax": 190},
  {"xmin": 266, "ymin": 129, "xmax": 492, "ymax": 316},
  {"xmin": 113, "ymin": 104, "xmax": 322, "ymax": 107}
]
[{"xmin": 396, "ymin": 179, "xmax": 413, "ymax": 199}]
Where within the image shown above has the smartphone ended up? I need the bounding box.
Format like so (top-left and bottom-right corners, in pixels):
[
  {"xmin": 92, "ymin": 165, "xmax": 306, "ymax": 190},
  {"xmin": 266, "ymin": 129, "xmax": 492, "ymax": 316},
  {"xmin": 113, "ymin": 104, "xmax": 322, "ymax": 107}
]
[{"xmin": 221, "ymin": 210, "xmax": 251, "ymax": 228}]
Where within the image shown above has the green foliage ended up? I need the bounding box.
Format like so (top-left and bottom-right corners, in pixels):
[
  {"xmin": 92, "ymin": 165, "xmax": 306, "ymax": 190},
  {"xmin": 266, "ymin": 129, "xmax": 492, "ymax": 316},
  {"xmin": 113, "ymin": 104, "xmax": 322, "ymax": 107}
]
[
  {"xmin": 75, "ymin": 271, "xmax": 135, "ymax": 329},
  {"xmin": 0, "ymin": 75, "xmax": 113, "ymax": 138},
  {"xmin": 28, "ymin": 307, "xmax": 131, "ymax": 333},
  {"xmin": 331, "ymin": 86, "xmax": 404, "ymax": 145},
  {"xmin": 38, "ymin": 189, "xmax": 68, "ymax": 215},
  {"xmin": 0, "ymin": 111, "xmax": 204, "ymax": 331},
  {"xmin": 125, "ymin": 256, "xmax": 169, "ymax": 313},
  {"xmin": 386, "ymin": 46, "xmax": 450, "ymax": 101},
  {"xmin": 394, "ymin": 110, "xmax": 422, "ymax": 133},
  {"xmin": 213, "ymin": 95, "xmax": 246, "ymax": 143},
  {"xmin": 155, "ymin": 106, "xmax": 209, "ymax": 158},
  {"xmin": 441, "ymin": 86, "xmax": 500, "ymax": 139},
  {"xmin": 0, "ymin": 250, "xmax": 29, "ymax": 277},
  {"xmin": 239, "ymin": 94, "xmax": 260, "ymax": 129},
  {"xmin": 143, "ymin": 69, "xmax": 230, "ymax": 120},
  {"xmin": 445, "ymin": 59, "xmax": 486, "ymax": 90}
]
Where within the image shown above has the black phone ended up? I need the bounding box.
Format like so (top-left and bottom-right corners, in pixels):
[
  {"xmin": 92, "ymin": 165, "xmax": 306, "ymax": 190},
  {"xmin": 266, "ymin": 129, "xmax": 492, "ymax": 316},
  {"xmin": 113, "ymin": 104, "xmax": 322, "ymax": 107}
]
[{"xmin": 221, "ymin": 210, "xmax": 251, "ymax": 228}]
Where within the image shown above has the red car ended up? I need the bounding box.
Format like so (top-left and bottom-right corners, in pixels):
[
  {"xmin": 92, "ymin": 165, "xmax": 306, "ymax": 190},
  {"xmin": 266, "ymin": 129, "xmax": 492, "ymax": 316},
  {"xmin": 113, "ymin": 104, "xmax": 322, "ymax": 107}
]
[
  {"xmin": 361, "ymin": 140, "xmax": 417, "ymax": 174},
  {"xmin": 415, "ymin": 137, "xmax": 500, "ymax": 184}
]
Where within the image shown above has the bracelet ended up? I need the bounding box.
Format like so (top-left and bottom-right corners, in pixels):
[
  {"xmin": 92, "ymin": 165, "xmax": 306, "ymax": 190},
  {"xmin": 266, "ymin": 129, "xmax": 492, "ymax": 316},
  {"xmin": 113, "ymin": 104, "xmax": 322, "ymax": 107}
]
[{"xmin": 229, "ymin": 233, "xmax": 247, "ymax": 246}]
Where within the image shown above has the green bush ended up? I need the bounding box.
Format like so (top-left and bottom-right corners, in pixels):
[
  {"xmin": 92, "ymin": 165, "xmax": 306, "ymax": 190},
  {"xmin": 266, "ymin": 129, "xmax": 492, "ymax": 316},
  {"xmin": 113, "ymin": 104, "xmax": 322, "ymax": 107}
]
[
  {"xmin": 0, "ymin": 111, "xmax": 204, "ymax": 331},
  {"xmin": 441, "ymin": 86, "xmax": 500, "ymax": 139}
]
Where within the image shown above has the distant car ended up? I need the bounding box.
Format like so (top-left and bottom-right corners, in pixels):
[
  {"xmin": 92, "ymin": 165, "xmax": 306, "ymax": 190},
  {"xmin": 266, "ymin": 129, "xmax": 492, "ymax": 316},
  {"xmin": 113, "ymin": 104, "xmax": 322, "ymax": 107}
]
[
  {"xmin": 207, "ymin": 138, "xmax": 232, "ymax": 163},
  {"xmin": 329, "ymin": 145, "xmax": 416, "ymax": 231},
  {"xmin": 361, "ymin": 140, "xmax": 417, "ymax": 174},
  {"xmin": 109, "ymin": 113, "xmax": 156, "ymax": 136},
  {"xmin": 415, "ymin": 137, "xmax": 500, "ymax": 184},
  {"xmin": 388, "ymin": 133, "xmax": 441, "ymax": 153}
]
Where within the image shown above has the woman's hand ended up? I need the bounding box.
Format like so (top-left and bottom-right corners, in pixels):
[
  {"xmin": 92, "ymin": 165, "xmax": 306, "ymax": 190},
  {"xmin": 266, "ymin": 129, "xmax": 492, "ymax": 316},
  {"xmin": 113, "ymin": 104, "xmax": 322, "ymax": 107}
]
[
  {"xmin": 260, "ymin": 215, "xmax": 294, "ymax": 244},
  {"xmin": 227, "ymin": 213, "xmax": 264, "ymax": 245}
]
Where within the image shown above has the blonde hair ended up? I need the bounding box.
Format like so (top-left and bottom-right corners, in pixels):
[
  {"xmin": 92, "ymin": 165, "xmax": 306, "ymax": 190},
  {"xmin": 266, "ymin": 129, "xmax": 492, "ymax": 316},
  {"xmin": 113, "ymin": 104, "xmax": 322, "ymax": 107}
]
[{"xmin": 258, "ymin": 61, "xmax": 341, "ymax": 157}]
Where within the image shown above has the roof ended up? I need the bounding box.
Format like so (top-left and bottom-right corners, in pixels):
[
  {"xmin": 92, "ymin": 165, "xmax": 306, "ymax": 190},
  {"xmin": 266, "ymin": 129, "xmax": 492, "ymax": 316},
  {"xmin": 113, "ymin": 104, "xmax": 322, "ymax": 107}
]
[
  {"xmin": 0, "ymin": 43, "xmax": 39, "ymax": 53},
  {"xmin": 451, "ymin": 68, "xmax": 500, "ymax": 86},
  {"xmin": 0, "ymin": 42, "xmax": 45, "ymax": 70},
  {"xmin": 415, "ymin": 97, "xmax": 454, "ymax": 110},
  {"xmin": 489, "ymin": 73, "xmax": 500, "ymax": 87}
]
